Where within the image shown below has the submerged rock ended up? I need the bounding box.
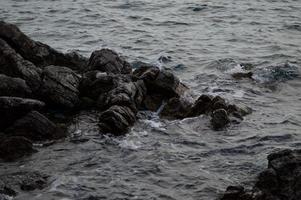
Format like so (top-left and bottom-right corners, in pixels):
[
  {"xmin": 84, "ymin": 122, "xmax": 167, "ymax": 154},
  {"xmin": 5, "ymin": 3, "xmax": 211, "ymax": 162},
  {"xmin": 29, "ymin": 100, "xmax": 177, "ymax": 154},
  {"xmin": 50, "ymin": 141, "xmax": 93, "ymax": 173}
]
[
  {"xmin": 39, "ymin": 65, "xmax": 81, "ymax": 109},
  {"xmin": 0, "ymin": 97, "xmax": 45, "ymax": 130},
  {"xmin": 0, "ymin": 74, "xmax": 32, "ymax": 98},
  {"xmin": 5, "ymin": 111, "xmax": 65, "ymax": 141},
  {"xmin": 87, "ymin": 49, "xmax": 132, "ymax": 74},
  {"xmin": 0, "ymin": 21, "xmax": 88, "ymax": 70},
  {"xmin": 0, "ymin": 38, "xmax": 41, "ymax": 92},
  {"xmin": 0, "ymin": 171, "xmax": 48, "ymax": 196},
  {"xmin": 210, "ymin": 109, "xmax": 230, "ymax": 130},
  {"xmin": 221, "ymin": 149, "xmax": 301, "ymax": 200},
  {"xmin": 0, "ymin": 136, "xmax": 35, "ymax": 161}
]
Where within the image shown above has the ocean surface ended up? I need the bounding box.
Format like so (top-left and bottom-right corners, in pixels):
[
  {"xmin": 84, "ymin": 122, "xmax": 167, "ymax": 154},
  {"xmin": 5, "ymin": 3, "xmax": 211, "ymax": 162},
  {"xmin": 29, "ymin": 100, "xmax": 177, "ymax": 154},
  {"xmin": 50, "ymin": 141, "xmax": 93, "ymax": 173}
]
[{"xmin": 1, "ymin": 0, "xmax": 301, "ymax": 199}]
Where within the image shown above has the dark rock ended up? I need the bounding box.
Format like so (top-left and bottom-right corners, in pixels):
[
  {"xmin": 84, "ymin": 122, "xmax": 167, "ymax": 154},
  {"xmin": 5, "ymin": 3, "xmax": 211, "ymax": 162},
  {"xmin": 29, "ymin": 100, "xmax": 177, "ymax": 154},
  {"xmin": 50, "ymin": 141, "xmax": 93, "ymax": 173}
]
[
  {"xmin": 143, "ymin": 94, "xmax": 166, "ymax": 112},
  {"xmin": 98, "ymin": 105, "xmax": 136, "ymax": 135},
  {"xmin": 210, "ymin": 109, "xmax": 230, "ymax": 130},
  {"xmin": 0, "ymin": 97, "xmax": 45, "ymax": 130},
  {"xmin": 0, "ymin": 38, "xmax": 41, "ymax": 92},
  {"xmin": 39, "ymin": 65, "xmax": 80, "ymax": 109},
  {"xmin": 79, "ymin": 71, "xmax": 129, "ymax": 100},
  {"xmin": 97, "ymin": 80, "xmax": 146, "ymax": 112},
  {"xmin": 0, "ymin": 136, "xmax": 35, "ymax": 161},
  {"xmin": 0, "ymin": 74, "xmax": 32, "ymax": 98},
  {"xmin": 0, "ymin": 21, "xmax": 88, "ymax": 70},
  {"xmin": 133, "ymin": 66, "xmax": 188, "ymax": 98},
  {"xmin": 221, "ymin": 149, "xmax": 301, "ymax": 200},
  {"xmin": 87, "ymin": 49, "xmax": 132, "ymax": 74},
  {"xmin": 5, "ymin": 111, "xmax": 65, "ymax": 141},
  {"xmin": 160, "ymin": 97, "xmax": 192, "ymax": 120},
  {"xmin": 187, "ymin": 94, "xmax": 213, "ymax": 117},
  {"xmin": 231, "ymin": 72, "xmax": 253, "ymax": 80},
  {"xmin": 0, "ymin": 171, "xmax": 48, "ymax": 194}
]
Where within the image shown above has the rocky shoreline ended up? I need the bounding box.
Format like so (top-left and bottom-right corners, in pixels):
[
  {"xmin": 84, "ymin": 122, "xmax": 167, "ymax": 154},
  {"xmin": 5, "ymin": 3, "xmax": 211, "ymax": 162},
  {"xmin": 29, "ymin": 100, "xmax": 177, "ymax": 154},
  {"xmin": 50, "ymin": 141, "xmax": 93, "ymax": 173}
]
[{"xmin": 0, "ymin": 21, "xmax": 298, "ymax": 200}]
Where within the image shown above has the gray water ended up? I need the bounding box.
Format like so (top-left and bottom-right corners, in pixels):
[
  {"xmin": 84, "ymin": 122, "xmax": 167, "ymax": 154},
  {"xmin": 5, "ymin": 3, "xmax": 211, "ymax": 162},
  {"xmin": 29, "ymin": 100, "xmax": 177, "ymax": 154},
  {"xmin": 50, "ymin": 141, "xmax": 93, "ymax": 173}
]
[{"xmin": 1, "ymin": 0, "xmax": 301, "ymax": 199}]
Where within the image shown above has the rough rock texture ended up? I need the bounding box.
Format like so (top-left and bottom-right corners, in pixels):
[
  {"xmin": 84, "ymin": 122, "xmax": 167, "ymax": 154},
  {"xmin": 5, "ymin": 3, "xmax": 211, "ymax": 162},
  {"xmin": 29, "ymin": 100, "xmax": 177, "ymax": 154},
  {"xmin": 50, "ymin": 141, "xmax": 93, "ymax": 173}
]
[
  {"xmin": 211, "ymin": 109, "xmax": 230, "ymax": 130},
  {"xmin": 0, "ymin": 38, "xmax": 41, "ymax": 92},
  {"xmin": 97, "ymin": 80, "xmax": 146, "ymax": 112},
  {"xmin": 133, "ymin": 66, "xmax": 188, "ymax": 98},
  {"xmin": 98, "ymin": 105, "xmax": 136, "ymax": 135},
  {"xmin": 221, "ymin": 149, "xmax": 301, "ymax": 200},
  {"xmin": 160, "ymin": 97, "xmax": 192, "ymax": 120},
  {"xmin": 0, "ymin": 74, "xmax": 32, "ymax": 98},
  {"xmin": 0, "ymin": 171, "xmax": 48, "ymax": 197},
  {"xmin": 87, "ymin": 49, "xmax": 132, "ymax": 74},
  {"xmin": 79, "ymin": 71, "xmax": 131, "ymax": 100},
  {"xmin": 143, "ymin": 94, "xmax": 166, "ymax": 112},
  {"xmin": 39, "ymin": 65, "xmax": 81, "ymax": 109},
  {"xmin": 5, "ymin": 111, "xmax": 65, "ymax": 141},
  {"xmin": 0, "ymin": 97, "xmax": 45, "ymax": 130},
  {"xmin": 0, "ymin": 21, "xmax": 88, "ymax": 70},
  {"xmin": 0, "ymin": 136, "xmax": 35, "ymax": 161}
]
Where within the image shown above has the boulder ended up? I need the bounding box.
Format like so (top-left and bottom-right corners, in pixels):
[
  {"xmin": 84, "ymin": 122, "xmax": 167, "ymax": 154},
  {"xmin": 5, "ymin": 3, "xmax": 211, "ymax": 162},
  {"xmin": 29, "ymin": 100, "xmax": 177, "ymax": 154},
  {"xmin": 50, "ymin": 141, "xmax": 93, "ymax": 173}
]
[
  {"xmin": 87, "ymin": 49, "xmax": 132, "ymax": 74},
  {"xmin": 0, "ymin": 74, "xmax": 32, "ymax": 98},
  {"xmin": 0, "ymin": 21, "xmax": 88, "ymax": 70},
  {"xmin": 221, "ymin": 149, "xmax": 301, "ymax": 200},
  {"xmin": 160, "ymin": 97, "xmax": 192, "ymax": 120},
  {"xmin": 97, "ymin": 80, "xmax": 146, "ymax": 112},
  {"xmin": 79, "ymin": 71, "xmax": 131, "ymax": 100},
  {"xmin": 5, "ymin": 111, "xmax": 65, "ymax": 141},
  {"xmin": 0, "ymin": 38, "xmax": 41, "ymax": 92},
  {"xmin": 133, "ymin": 66, "xmax": 188, "ymax": 98},
  {"xmin": 187, "ymin": 94, "xmax": 213, "ymax": 117},
  {"xmin": 0, "ymin": 97, "xmax": 45, "ymax": 130},
  {"xmin": 39, "ymin": 65, "xmax": 81, "ymax": 109},
  {"xmin": 143, "ymin": 94, "xmax": 166, "ymax": 112},
  {"xmin": 0, "ymin": 136, "xmax": 35, "ymax": 161},
  {"xmin": 210, "ymin": 109, "xmax": 230, "ymax": 130},
  {"xmin": 98, "ymin": 105, "xmax": 136, "ymax": 135}
]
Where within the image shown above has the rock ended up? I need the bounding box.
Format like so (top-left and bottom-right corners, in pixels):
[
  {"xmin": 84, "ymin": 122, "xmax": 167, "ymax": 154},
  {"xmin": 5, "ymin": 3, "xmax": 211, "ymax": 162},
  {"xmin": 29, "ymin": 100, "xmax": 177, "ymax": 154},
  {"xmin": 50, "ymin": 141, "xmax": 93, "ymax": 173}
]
[
  {"xmin": 0, "ymin": 21, "xmax": 88, "ymax": 70},
  {"xmin": 98, "ymin": 105, "xmax": 136, "ymax": 135},
  {"xmin": 210, "ymin": 109, "xmax": 230, "ymax": 130},
  {"xmin": 231, "ymin": 72, "xmax": 253, "ymax": 80},
  {"xmin": 39, "ymin": 65, "xmax": 81, "ymax": 109},
  {"xmin": 0, "ymin": 38, "xmax": 41, "ymax": 92},
  {"xmin": 97, "ymin": 80, "xmax": 146, "ymax": 112},
  {"xmin": 0, "ymin": 97, "xmax": 45, "ymax": 130},
  {"xmin": 143, "ymin": 94, "xmax": 166, "ymax": 112},
  {"xmin": 0, "ymin": 136, "xmax": 35, "ymax": 161},
  {"xmin": 160, "ymin": 97, "xmax": 192, "ymax": 120},
  {"xmin": 221, "ymin": 149, "xmax": 301, "ymax": 200},
  {"xmin": 79, "ymin": 71, "xmax": 129, "ymax": 100},
  {"xmin": 5, "ymin": 111, "xmax": 65, "ymax": 141},
  {"xmin": 87, "ymin": 49, "xmax": 132, "ymax": 74},
  {"xmin": 0, "ymin": 171, "xmax": 48, "ymax": 195},
  {"xmin": 0, "ymin": 74, "xmax": 32, "ymax": 98},
  {"xmin": 133, "ymin": 66, "xmax": 188, "ymax": 98},
  {"xmin": 187, "ymin": 94, "xmax": 213, "ymax": 117}
]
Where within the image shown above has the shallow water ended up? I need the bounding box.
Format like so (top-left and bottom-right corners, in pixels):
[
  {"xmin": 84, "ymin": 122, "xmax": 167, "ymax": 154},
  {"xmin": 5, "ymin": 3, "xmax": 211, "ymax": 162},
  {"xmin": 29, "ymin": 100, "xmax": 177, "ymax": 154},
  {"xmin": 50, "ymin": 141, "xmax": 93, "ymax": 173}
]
[{"xmin": 0, "ymin": 0, "xmax": 301, "ymax": 199}]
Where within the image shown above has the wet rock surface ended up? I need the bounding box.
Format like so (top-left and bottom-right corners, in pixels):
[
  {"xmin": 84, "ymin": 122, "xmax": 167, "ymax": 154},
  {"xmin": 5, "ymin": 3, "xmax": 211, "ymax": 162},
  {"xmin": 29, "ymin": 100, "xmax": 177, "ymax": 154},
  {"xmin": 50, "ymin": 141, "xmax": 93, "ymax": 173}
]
[
  {"xmin": 0, "ymin": 136, "xmax": 35, "ymax": 161},
  {"xmin": 0, "ymin": 171, "xmax": 48, "ymax": 196},
  {"xmin": 39, "ymin": 65, "xmax": 81, "ymax": 109},
  {"xmin": 0, "ymin": 97, "xmax": 45, "ymax": 130},
  {"xmin": 221, "ymin": 149, "xmax": 301, "ymax": 200},
  {"xmin": 0, "ymin": 74, "xmax": 32, "ymax": 98},
  {"xmin": 87, "ymin": 49, "xmax": 132, "ymax": 74},
  {"xmin": 5, "ymin": 111, "xmax": 65, "ymax": 141}
]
